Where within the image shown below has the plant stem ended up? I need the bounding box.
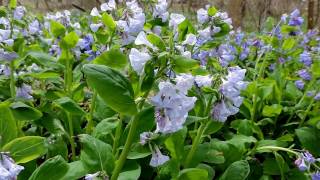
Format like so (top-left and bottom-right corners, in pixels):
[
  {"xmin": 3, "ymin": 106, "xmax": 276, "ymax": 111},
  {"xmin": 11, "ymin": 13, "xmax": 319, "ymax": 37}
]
[
  {"xmin": 251, "ymin": 52, "xmax": 267, "ymax": 121},
  {"xmin": 287, "ymin": 79, "xmax": 316, "ymax": 123},
  {"xmin": 9, "ymin": 61, "xmax": 15, "ymax": 98},
  {"xmin": 111, "ymin": 115, "xmax": 139, "ymax": 180},
  {"xmin": 113, "ymin": 115, "xmax": 123, "ymax": 156},
  {"xmin": 86, "ymin": 90, "xmax": 97, "ymax": 134},
  {"xmin": 184, "ymin": 122, "xmax": 206, "ymax": 168},
  {"xmin": 65, "ymin": 51, "xmax": 76, "ymax": 160},
  {"xmin": 256, "ymin": 146, "xmax": 299, "ymax": 156},
  {"xmin": 67, "ymin": 112, "xmax": 76, "ymax": 160}
]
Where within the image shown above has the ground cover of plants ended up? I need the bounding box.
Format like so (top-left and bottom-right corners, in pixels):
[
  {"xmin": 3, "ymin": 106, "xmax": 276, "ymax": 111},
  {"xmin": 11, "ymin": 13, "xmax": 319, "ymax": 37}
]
[{"xmin": 1, "ymin": 0, "xmax": 320, "ymax": 179}]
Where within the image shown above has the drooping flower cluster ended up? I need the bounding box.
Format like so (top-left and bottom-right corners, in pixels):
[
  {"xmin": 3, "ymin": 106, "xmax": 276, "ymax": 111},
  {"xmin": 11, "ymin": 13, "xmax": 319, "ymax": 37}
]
[
  {"xmin": 149, "ymin": 146, "xmax": 170, "ymax": 167},
  {"xmin": 151, "ymin": 80, "xmax": 197, "ymax": 134},
  {"xmin": 295, "ymin": 151, "xmax": 317, "ymax": 172},
  {"xmin": 212, "ymin": 66, "xmax": 248, "ymax": 122},
  {"xmin": 0, "ymin": 153, "xmax": 24, "ymax": 179},
  {"xmin": 116, "ymin": 1, "xmax": 146, "ymax": 45}
]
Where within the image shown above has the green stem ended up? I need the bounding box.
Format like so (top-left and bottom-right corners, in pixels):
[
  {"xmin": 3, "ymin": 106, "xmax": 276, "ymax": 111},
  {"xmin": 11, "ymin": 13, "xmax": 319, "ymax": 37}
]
[
  {"xmin": 9, "ymin": 61, "xmax": 15, "ymax": 98},
  {"xmin": 113, "ymin": 115, "xmax": 123, "ymax": 156},
  {"xmin": 65, "ymin": 51, "xmax": 75, "ymax": 160},
  {"xmin": 251, "ymin": 52, "xmax": 267, "ymax": 121},
  {"xmin": 67, "ymin": 112, "xmax": 76, "ymax": 160},
  {"xmin": 86, "ymin": 91, "xmax": 97, "ymax": 134},
  {"xmin": 184, "ymin": 122, "xmax": 206, "ymax": 168},
  {"xmin": 111, "ymin": 115, "xmax": 139, "ymax": 180},
  {"xmin": 256, "ymin": 146, "xmax": 299, "ymax": 156},
  {"xmin": 287, "ymin": 79, "xmax": 316, "ymax": 123}
]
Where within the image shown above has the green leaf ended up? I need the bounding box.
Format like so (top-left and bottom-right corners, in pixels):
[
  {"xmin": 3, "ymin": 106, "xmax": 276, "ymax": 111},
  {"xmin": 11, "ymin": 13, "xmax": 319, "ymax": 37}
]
[
  {"xmin": 172, "ymin": 55, "xmax": 199, "ymax": 73},
  {"xmin": 25, "ymin": 51, "xmax": 64, "ymax": 71},
  {"xmin": 61, "ymin": 161, "xmax": 88, "ymax": 180},
  {"xmin": 262, "ymin": 104, "xmax": 282, "ymax": 117},
  {"xmin": 83, "ymin": 64, "xmax": 137, "ymax": 115},
  {"xmin": 177, "ymin": 19, "xmax": 196, "ymax": 42},
  {"xmin": 214, "ymin": 23, "xmax": 231, "ymax": 37},
  {"xmin": 29, "ymin": 155, "xmax": 69, "ymax": 180},
  {"xmin": 93, "ymin": 48, "xmax": 127, "ymax": 69},
  {"xmin": 92, "ymin": 117, "xmax": 118, "ymax": 140},
  {"xmin": 0, "ymin": 102, "xmax": 17, "ymax": 148},
  {"xmin": 197, "ymin": 164, "xmax": 215, "ymax": 180},
  {"xmin": 9, "ymin": 0, "xmax": 17, "ymax": 9},
  {"xmin": 296, "ymin": 127, "xmax": 320, "ymax": 156},
  {"xmin": 139, "ymin": 61, "xmax": 155, "ymax": 93},
  {"xmin": 178, "ymin": 168, "xmax": 208, "ymax": 180},
  {"xmin": 79, "ymin": 134, "xmax": 114, "ymax": 174},
  {"xmin": 54, "ymin": 97, "xmax": 85, "ymax": 115},
  {"xmin": 27, "ymin": 71, "xmax": 61, "ymax": 79},
  {"xmin": 102, "ymin": 13, "xmax": 116, "ymax": 31},
  {"xmin": 208, "ymin": 6, "xmax": 217, "ymax": 16},
  {"xmin": 60, "ymin": 31, "xmax": 79, "ymax": 49},
  {"xmin": 220, "ymin": 160, "xmax": 250, "ymax": 180},
  {"xmin": 50, "ymin": 21, "xmax": 66, "ymax": 38},
  {"xmin": 147, "ymin": 33, "xmax": 166, "ymax": 51},
  {"xmin": 3, "ymin": 136, "xmax": 47, "ymax": 164},
  {"xmin": 274, "ymin": 152, "xmax": 289, "ymax": 179},
  {"xmin": 118, "ymin": 161, "xmax": 141, "ymax": 180},
  {"xmin": 165, "ymin": 128, "xmax": 187, "ymax": 160},
  {"xmin": 10, "ymin": 102, "xmax": 43, "ymax": 121},
  {"xmin": 282, "ymin": 38, "xmax": 296, "ymax": 50}
]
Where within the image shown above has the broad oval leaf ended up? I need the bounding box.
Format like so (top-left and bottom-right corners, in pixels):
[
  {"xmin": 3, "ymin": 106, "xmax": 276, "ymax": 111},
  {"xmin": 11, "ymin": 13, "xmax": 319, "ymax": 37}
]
[
  {"xmin": 119, "ymin": 161, "xmax": 141, "ymax": 180},
  {"xmin": 79, "ymin": 134, "xmax": 115, "ymax": 174},
  {"xmin": 3, "ymin": 136, "xmax": 47, "ymax": 164},
  {"xmin": 83, "ymin": 64, "xmax": 137, "ymax": 115},
  {"xmin": 54, "ymin": 97, "xmax": 85, "ymax": 115},
  {"xmin": 178, "ymin": 168, "xmax": 208, "ymax": 180},
  {"xmin": 0, "ymin": 102, "xmax": 17, "ymax": 148},
  {"xmin": 220, "ymin": 160, "xmax": 250, "ymax": 180},
  {"xmin": 93, "ymin": 48, "xmax": 127, "ymax": 69},
  {"xmin": 29, "ymin": 155, "xmax": 69, "ymax": 180},
  {"xmin": 172, "ymin": 55, "xmax": 199, "ymax": 73},
  {"xmin": 10, "ymin": 102, "xmax": 43, "ymax": 121}
]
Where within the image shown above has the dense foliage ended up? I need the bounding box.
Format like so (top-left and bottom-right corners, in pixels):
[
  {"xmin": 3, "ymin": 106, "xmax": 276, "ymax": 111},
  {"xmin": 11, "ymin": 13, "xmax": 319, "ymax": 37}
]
[{"xmin": 1, "ymin": 0, "xmax": 320, "ymax": 179}]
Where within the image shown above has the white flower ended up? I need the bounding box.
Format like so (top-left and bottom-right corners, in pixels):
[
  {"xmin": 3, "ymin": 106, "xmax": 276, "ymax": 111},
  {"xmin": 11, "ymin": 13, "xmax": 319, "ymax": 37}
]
[
  {"xmin": 0, "ymin": 153, "xmax": 24, "ymax": 179},
  {"xmin": 153, "ymin": 0, "xmax": 169, "ymax": 22},
  {"xmin": 129, "ymin": 48, "xmax": 151, "ymax": 75},
  {"xmin": 16, "ymin": 84, "xmax": 33, "ymax": 100},
  {"xmin": 0, "ymin": 29, "xmax": 11, "ymax": 42},
  {"xmin": 197, "ymin": 8, "xmax": 209, "ymax": 24},
  {"xmin": 182, "ymin": 34, "xmax": 197, "ymax": 46},
  {"xmin": 135, "ymin": 31, "xmax": 157, "ymax": 50},
  {"xmin": 182, "ymin": 51, "xmax": 191, "ymax": 58},
  {"xmin": 3, "ymin": 39, "xmax": 13, "ymax": 46},
  {"xmin": 29, "ymin": 20, "xmax": 41, "ymax": 35},
  {"xmin": 85, "ymin": 172, "xmax": 100, "ymax": 180},
  {"xmin": 90, "ymin": 23, "xmax": 103, "ymax": 32},
  {"xmin": 101, "ymin": 0, "xmax": 116, "ymax": 11},
  {"xmin": 175, "ymin": 73, "xmax": 194, "ymax": 94},
  {"xmin": 13, "ymin": 6, "xmax": 26, "ymax": 20},
  {"xmin": 195, "ymin": 75, "xmax": 212, "ymax": 87},
  {"xmin": 213, "ymin": 100, "xmax": 239, "ymax": 122},
  {"xmin": 90, "ymin": 7, "xmax": 100, "ymax": 17},
  {"xmin": 153, "ymin": 26, "xmax": 162, "ymax": 35},
  {"xmin": 198, "ymin": 27, "xmax": 211, "ymax": 38},
  {"xmin": 0, "ymin": 17, "xmax": 10, "ymax": 29},
  {"xmin": 169, "ymin": 13, "xmax": 185, "ymax": 29},
  {"xmin": 150, "ymin": 146, "xmax": 170, "ymax": 167},
  {"xmin": 128, "ymin": 14, "xmax": 145, "ymax": 34},
  {"xmin": 151, "ymin": 81, "xmax": 197, "ymax": 133}
]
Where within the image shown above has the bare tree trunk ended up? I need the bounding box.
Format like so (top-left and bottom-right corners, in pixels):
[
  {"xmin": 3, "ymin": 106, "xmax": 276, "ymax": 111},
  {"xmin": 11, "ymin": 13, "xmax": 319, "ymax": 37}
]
[
  {"xmin": 308, "ymin": 0, "xmax": 315, "ymax": 29},
  {"xmin": 228, "ymin": 0, "xmax": 246, "ymax": 28},
  {"xmin": 0, "ymin": 0, "xmax": 2, "ymax": 6}
]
